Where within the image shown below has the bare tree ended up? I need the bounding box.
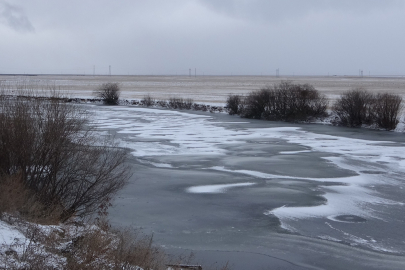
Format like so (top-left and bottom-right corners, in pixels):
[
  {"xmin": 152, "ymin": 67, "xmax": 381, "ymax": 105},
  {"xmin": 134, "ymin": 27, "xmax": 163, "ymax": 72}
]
[
  {"xmin": 0, "ymin": 92, "xmax": 130, "ymax": 222},
  {"xmin": 94, "ymin": 82, "xmax": 120, "ymax": 105}
]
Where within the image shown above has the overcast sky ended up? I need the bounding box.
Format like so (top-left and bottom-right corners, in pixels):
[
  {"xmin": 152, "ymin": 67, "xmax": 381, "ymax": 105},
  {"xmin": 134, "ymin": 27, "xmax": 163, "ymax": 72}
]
[{"xmin": 1, "ymin": 0, "xmax": 404, "ymax": 76}]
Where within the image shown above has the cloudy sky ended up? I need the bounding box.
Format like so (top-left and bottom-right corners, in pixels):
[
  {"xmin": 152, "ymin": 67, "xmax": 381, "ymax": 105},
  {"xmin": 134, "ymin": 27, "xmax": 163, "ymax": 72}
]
[{"xmin": 1, "ymin": 0, "xmax": 404, "ymax": 76}]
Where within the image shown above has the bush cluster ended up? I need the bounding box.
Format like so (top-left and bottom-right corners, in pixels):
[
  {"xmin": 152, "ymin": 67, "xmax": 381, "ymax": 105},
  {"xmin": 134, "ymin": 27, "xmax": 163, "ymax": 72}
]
[
  {"xmin": 226, "ymin": 83, "xmax": 403, "ymax": 130},
  {"xmin": 0, "ymin": 92, "xmax": 130, "ymax": 223},
  {"xmin": 168, "ymin": 97, "xmax": 194, "ymax": 110},
  {"xmin": 227, "ymin": 82, "xmax": 328, "ymax": 122},
  {"xmin": 333, "ymin": 88, "xmax": 402, "ymax": 130}
]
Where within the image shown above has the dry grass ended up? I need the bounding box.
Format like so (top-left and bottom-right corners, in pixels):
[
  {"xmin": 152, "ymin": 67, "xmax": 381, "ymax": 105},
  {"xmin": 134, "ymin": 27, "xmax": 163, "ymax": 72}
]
[
  {"xmin": 0, "ymin": 174, "xmax": 62, "ymax": 224},
  {"xmin": 65, "ymin": 224, "xmax": 167, "ymax": 270}
]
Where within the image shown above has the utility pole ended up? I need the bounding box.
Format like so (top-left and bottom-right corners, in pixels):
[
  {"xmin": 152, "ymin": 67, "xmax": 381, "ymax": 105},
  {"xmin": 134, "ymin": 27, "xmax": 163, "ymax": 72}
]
[{"xmin": 189, "ymin": 68, "xmax": 191, "ymax": 77}]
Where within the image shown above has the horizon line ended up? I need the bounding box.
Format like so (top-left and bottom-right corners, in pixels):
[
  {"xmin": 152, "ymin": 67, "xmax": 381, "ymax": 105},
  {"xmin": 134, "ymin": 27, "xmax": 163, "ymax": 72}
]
[{"xmin": 1, "ymin": 73, "xmax": 404, "ymax": 78}]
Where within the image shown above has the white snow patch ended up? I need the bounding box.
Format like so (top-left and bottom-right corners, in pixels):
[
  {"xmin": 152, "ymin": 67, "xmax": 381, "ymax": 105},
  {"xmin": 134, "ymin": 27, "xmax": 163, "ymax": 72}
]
[
  {"xmin": 279, "ymin": 150, "xmax": 312, "ymax": 154},
  {"xmin": 137, "ymin": 159, "xmax": 174, "ymax": 168},
  {"xmin": 186, "ymin": 183, "xmax": 255, "ymax": 194},
  {"xmin": 0, "ymin": 221, "xmax": 27, "ymax": 254},
  {"xmin": 317, "ymin": 235, "xmax": 342, "ymax": 242},
  {"xmin": 324, "ymin": 222, "xmax": 399, "ymax": 254}
]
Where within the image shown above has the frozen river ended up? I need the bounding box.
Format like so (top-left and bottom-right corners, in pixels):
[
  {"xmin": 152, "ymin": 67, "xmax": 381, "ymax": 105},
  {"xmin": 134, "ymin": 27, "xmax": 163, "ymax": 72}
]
[
  {"xmin": 5, "ymin": 74, "xmax": 404, "ymax": 268},
  {"xmin": 86, "ymin": 104, "xmax": 405, "ymax": 270}
]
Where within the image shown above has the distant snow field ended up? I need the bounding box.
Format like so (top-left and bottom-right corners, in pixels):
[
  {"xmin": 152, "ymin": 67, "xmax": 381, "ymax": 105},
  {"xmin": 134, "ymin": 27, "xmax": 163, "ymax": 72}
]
[{"xmin": 2, "ymin": 75, "xmax": 405, "ymax": 104}]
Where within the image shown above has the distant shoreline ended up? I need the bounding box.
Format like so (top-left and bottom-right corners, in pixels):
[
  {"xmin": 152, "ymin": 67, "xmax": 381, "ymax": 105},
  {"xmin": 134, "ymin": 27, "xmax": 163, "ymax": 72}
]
[{"xmin": 1, "ymin": 74, "xmax": 405, "ymax": 78}]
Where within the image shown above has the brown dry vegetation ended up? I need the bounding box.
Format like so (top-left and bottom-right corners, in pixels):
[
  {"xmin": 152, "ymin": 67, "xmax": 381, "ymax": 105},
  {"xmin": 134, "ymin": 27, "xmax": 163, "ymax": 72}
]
[{"xmin": 0, "ymin": 92, "xmax": 130, "ymax": 222}]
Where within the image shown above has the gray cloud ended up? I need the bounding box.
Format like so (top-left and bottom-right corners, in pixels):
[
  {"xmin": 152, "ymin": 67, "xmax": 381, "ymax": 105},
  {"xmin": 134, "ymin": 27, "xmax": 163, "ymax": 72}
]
[
  {"xmin": 199, "ymin": 0, "xmax": 405, "ymax": 23},
  {"xmin": 0, "ymin": 1, "xmax": 34, "ymax": 32},
  {"xmin": 0, "ymin": 0, "xmax": 404, "ymax": 76}
]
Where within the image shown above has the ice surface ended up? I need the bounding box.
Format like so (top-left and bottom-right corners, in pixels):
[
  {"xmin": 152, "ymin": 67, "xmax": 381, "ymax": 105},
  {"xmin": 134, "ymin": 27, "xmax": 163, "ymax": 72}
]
[
  {"xmin": 89, "ymin": 105, "xmax": 405, "ymax": 254},
  {"xmin": 91, "ymin": 106, "xmax": 248, "ymax": 156}
]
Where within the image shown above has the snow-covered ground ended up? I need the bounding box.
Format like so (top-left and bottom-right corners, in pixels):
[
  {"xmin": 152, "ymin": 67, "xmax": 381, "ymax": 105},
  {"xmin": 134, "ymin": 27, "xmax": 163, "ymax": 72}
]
[
  {"xmin": 0, "ymin": 216, "xmax": 146, "ymax": 269},
  {"xmin": 0, "ymin": 216, "xmax": 67, "ymax": 269}
]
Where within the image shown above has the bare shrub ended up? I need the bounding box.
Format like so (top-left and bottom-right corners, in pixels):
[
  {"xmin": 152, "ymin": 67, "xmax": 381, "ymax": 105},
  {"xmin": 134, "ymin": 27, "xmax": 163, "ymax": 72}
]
[
  {"xmin": 225, "ymin": 94, "xmax": 242, "ymax": 115},
  {"xmin": 141, "ymin": 94, "xmax": 155, "ymax": 107},
  {"xmin": 238, "ymin": 82, "xmax": 328, "ymax": 121},
  {"xmin": 156, "ymin": 100, "xmax": 168, "ymax": 107},
  {"xmin": 287, "ymin": 83, "xmax": 328, "ymax": 120},
  {"xmin": 168, "ymin": 97, "xmax": 194, "ymax": 110},
  {"xmin": 0, "ymin": 92, "xmax": 130, "ymax": 223},
  {"xmin": 94, "ymin": 82, "xmax": 120, "ymax": 105},
  {"xmin": 168, "ymin": 97, "xmax": 182, "ymax": 109},
  {"xmin": 371, "ymin": 93, "xmax": 402, "ymax": 130},
  {"xmin": 332, "ymin": 88, "xmax": 374, "ymax": 127},
  {"xmin": 184, "ymin": 98, "xmax": 194, "ymax": 110}
]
